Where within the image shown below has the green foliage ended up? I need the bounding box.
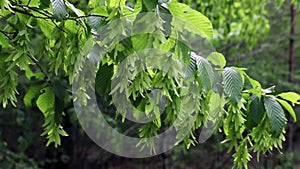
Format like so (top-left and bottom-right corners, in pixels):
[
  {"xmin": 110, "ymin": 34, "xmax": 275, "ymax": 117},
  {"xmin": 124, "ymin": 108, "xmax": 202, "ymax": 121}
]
[
  {"xmin": 0, "ymin": 0, "xmax": 298, "ymax": 168},
  {"xmin": 248, "ymin": 94, "xmax": 265, "ymax": 125},
  {"xmin": 180, "ymin": 0, "xmax": 277, "ymax": 49},
  {"xmin": 223, "ymin": 67, "xmax": 243, "ymax": 104},
  {"xmin": 0, "ymin": 138, "xmax": 39, "ymax": 169},
  {"xmin": 37, "ymin": 87, "xmax": 68, "ymax": 147},
  {"xmin": 168, "ymin": 1, "xmax": 213, "ymax": 39},
  {"xmin": 264, "ymin": 96, "xmax": 287, "ymax": 134},
  {"xmin": 50, "ymin": 0, "xmax": 68, "ymax": 20},
  {"xmin": 206, "ymin": 52, "xmax": 226, "ymax": 68}
]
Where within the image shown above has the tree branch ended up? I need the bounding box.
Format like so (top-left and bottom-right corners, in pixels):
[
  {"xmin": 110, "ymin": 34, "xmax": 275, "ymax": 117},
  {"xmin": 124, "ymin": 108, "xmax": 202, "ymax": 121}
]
[
  {"xmin": 0, "ymin": 30, "xmax": 15, "ymax": 40},
  {"xmin": 227, "ymin": 34, "xmax": 289, "ymax": 63},
  {"xmin": 26, "ymin": 53, "xmax": 50, "ymax": 82}
]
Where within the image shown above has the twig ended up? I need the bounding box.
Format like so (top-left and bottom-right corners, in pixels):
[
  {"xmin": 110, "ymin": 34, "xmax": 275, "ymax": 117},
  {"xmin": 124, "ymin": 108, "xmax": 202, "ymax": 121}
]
[
  {"xmin": 26, "ymin": 0, "xmax": 32, "ymax": 6},
  {"xmin": 10, "ymin": 6, "xmax": 50, "ymax": 20},
  {"xmin": 26, "ymin": 53, "xmax": 50, "ymax": 82},
  {"xmin": 12, "ymin": 2, "xmax": 52, "ymax": 18},
  {"xmin": 0, "ymin": 30, "xmax": 14, "ymax": 40},
  {"xmin": 51, "ymin": 20, "xmax": 67, "ymax": 33}
]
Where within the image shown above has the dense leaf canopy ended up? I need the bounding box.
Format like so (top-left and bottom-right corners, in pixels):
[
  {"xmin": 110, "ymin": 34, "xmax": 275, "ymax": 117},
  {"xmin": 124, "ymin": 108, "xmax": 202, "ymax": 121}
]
[{"xmin": 0, "ymin": 0, "xmax": 299, "ymax": 168}]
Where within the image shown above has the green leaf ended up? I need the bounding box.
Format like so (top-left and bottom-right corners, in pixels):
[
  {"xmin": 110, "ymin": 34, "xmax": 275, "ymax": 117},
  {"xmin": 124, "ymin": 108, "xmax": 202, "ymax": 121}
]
[
  {"xmin": 21, "ymin": 0, "xmax": 40, "ymax": 7},
  {"xmin": 54, "ymin": 96, "xmax": 63, "ymax": 124},
  {"xmin": 51, "ymin": 80, "xmax": 65, "ymax": 124},
  {"xmin": 37, "ymin": 19, "xmax": 56, "ymax": 39},
  {"xmin": 24, "ymin": 84, "xmax": 43, "ymax": 107},
  {"xmin": 89, "ymin": 6, "xmax": 109, "ymax": 16},
  {"xmin": 192, "ymin": 53, "xmax": 214, "ymax": 93},
  {"xmin": 276, "ymin": 98, "xmax": 297, "ymax": 122},
  {"xmin": 88, "ymin": 16, "xmax": 103, "ymax": 29},
  {"xmin": 64, "ymin": 20, "xmax": 79, "ymax": 34},
  {"xmin": 0, "ymin": 0, "xmax": 12, "ymax": 12},
  {"xmin": 51, "ymin": 80, "xmax": 66, "ymax": 100},
  {"xmin": 223, "ymin": 67, "xmax": 243, "ymax": 104},
  {"xmin": 264, "ymin": 96, "xmax": 287, "ymax": 134},
  {"xmin": 277, "ymin": 92, "xmax": 300, "ymax": 106},
  {"xmin": 65, "ymin": 1, "xmax": 86, "ymax": 28},
  {"xmin": 95, "ymin": 63, "xmax": 114, "ymax": 96},
  {"xmin": 175, "ymin": 39, "xmax": 191, "ymax": 64},
  {"xmin": 245, "ymin": 74, "xmax": 262, "ymax": 97},
  {"xmin": 142, "ymin": 0, "xmax": 158, "ymax": 11},
  {"xmin": 88, "ymin": 0, "xmax": 105, "ymax": 8},
  {"xmin": 134, "ymin": 0, "xmax": 143, "ymax": 14},
  {"xmin": 0, "ymin": 32, "xmax": 10, "ymax": 48},
  {"xmin": 106, "ymin": 0, "xmax": 124, "ymax": 8},
  {"xmin": 249, "ymin": 94, "xmax": 265, "ymax": 124},
  {"xmin": 50, "ymin": 0, "xmax": 68, "ymax": 21},
  {"xmin": 158, "ymin": 5, "xmax": 172, "ymax": 37},
  {"xmin": 168, "ymin": 1, "xmax": 213, "ymax": 39},
  {"xmin": 206, "ymin": 52, "xmax": 226, "ymax": 68},
  {"xmin": 37, "ymin": 87, "xmax": 55, "ymax": 114},
  {"xmin": 131, "ymin": 34, "xmax": 149, "ymax": 50}
]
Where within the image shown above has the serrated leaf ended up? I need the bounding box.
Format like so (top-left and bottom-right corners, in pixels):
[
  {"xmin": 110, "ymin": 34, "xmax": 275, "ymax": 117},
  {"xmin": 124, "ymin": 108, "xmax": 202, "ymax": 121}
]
[
  {"xmin": 249, "ymin": 94, "xmax": 265, "ymax": 124},
  {"xmin": 264, "ymin": 96, "xmax": 287, "ymax": 134},
  {"xmin": 277, "ymin": 92, "xmax": 300, "ymax": 106},
  {"xmin": 168, "ymin": 1, "xmax": 213, "ymax": 39},
  {"xmin": 191, "ymin": 53, "xmax": 214, "ymax": 93},
  {"xmin": 88, "ymin": 16, "xmax": 103, "ymax": 29},
  {"xmin": 175, "ymin": 39, "xmax": 191, "ymax": 64},
  {"xmin": 207, "ymin": 52, "xmax": 226, "ymax": 68},
  {"xmin": 276, "ymin": 98, "xmax": 297, "ymax": 122},
  {"xmin": 185, "ymin": 53, "xmax": 196, "ymax": 79},
  {"xmin": 158, "ymin": 5, "xmax": 172, "ymax": 37},
  {"xmin": 50, "ymin": 0, "xmax": 68, "ymax": 21},
  {"xmin": 223, "ymin": 67, "xmax": 243, "ymax": 104}
]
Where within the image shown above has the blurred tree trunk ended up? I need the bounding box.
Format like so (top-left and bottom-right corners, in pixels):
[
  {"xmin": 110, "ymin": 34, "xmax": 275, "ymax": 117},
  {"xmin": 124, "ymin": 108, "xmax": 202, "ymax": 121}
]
[{"xmin": 288, "ymin": 3, "xmax": 296, "ymax": 151}]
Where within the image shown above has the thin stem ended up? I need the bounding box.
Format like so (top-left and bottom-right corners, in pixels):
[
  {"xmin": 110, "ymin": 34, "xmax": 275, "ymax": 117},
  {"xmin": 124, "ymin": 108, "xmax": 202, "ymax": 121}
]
[
  {"xmin": 26, "ymin": 53, "xmax": 50, "ymax": 82},
  {"xmin": 0, "ymin": 30, "xmax": 14, "ymax": 40}
]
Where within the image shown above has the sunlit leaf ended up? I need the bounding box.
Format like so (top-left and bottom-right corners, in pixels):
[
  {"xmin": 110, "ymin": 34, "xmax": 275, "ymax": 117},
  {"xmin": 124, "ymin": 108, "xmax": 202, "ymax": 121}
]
[
  {"xmin": 168, "ymin": 1, "xmax": 213, "ymax": 39},
  {"xmin": 276, "ymin": 98, "xmax": 297, "ymax": 122},
  {"xmin": 207, "ymin": 52, "xmax": 226, "ymax": 68},
  {"xmin": 277, "ymin": 92, "xmax": 300, "ymax": 106}
]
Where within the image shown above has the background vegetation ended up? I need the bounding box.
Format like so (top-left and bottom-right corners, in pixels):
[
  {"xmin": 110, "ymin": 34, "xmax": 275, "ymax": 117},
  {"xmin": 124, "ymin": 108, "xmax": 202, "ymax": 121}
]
[{"xmin": 0, "ymin": 0, "xmax": 300, "ymax": 168}]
